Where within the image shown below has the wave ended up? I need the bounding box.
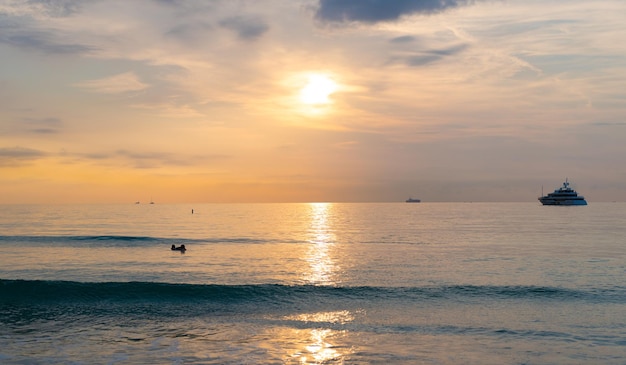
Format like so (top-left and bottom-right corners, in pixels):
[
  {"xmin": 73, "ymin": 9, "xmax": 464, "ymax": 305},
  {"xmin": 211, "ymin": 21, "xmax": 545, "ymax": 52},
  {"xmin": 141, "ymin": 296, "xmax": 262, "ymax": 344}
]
[
  {"xmin": 2, "ymin": 279, "xmax": 624, "ymax": 328},
  {"xmin": 2, "ymin": 279, "xmax": 623, "ymax": 306},
  {"xmin": 0, "ymin": 235, "xmax": 272, "ymax": 247}
]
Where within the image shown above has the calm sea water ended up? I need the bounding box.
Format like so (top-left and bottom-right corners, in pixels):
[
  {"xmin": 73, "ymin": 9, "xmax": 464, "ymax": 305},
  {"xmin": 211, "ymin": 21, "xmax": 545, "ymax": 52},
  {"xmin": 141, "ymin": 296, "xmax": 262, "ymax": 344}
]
[{"xmin": 1, "ymin": 203, "xmax": 625, "ymax": 364}]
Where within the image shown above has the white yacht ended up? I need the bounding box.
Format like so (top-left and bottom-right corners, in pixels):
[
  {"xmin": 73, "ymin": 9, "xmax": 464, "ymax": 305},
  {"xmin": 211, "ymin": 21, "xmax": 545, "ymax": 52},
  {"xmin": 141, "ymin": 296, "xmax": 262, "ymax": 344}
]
[{"xmin": 538, "ymin": 179, "xmax": 587, "ymax": 206}]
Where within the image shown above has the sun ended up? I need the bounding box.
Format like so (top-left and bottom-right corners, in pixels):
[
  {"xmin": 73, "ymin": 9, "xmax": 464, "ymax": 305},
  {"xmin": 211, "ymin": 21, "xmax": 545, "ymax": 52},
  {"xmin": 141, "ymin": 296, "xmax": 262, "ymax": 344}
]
[{"xmin": 299, "ymin": 74, "xmax": 338, "ymax": 105}]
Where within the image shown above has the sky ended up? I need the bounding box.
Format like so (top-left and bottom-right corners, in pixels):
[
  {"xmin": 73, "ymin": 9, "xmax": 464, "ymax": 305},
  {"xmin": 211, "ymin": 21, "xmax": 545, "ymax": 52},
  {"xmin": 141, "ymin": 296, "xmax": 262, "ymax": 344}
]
[{"xmin": 1, "ymin": 0, "xmax": 625, "ymax": 203}]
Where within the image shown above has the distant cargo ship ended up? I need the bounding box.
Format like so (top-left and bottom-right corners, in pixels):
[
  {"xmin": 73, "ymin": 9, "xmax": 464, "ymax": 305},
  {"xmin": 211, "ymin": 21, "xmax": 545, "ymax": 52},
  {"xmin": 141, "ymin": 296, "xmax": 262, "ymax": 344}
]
[
  {"xmin": 538, "ymin": 179, "xmax": 587, "ymax": 206},
  {"xmin": 405, "ymin": 198, "xmax": 421, "ymax": 203}
]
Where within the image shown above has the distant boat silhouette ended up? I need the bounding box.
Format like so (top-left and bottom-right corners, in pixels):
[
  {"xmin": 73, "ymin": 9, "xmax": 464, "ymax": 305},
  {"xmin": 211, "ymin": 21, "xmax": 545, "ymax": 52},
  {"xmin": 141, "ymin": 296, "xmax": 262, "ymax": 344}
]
[{"xmin": 405, "ymin": 197, "xmax": 421, "ymax": 203}]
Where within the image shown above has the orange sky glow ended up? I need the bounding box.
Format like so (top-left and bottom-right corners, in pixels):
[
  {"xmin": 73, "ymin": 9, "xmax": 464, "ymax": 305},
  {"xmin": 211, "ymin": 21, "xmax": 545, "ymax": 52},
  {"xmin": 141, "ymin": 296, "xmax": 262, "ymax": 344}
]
[{"xmin": 1, "ymin": 0, "xmax": 626, "ymax": 203}]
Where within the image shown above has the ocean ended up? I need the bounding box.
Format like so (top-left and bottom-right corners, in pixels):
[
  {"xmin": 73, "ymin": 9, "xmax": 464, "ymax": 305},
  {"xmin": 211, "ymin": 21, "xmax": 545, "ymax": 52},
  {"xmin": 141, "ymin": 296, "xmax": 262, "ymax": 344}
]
[{"xmin": 1, "ymin": 202, "xmax": 625, "ymax": 364}]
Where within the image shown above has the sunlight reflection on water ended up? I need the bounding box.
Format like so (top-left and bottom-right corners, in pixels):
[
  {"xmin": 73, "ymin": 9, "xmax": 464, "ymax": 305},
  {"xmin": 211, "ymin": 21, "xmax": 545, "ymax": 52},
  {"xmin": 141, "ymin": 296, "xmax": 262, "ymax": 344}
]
[
  {"xmin": 286, "ymin": 203, "xmax": 354, "ymax": 363},
  {"xmin": 302, "ymin": 203, "xmax": 338, "ymax": 286},
  {"xmin": 280, "ymin": 311, "xmax": 357, "ymax": 364}
]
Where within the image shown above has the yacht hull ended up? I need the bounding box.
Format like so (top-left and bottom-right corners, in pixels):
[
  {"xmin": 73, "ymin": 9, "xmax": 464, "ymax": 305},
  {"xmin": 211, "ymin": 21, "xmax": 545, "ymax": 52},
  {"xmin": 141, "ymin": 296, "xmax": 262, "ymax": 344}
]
[{"xmin": 539, "ymin": 198, "xmax": 587, "ymax": 206}]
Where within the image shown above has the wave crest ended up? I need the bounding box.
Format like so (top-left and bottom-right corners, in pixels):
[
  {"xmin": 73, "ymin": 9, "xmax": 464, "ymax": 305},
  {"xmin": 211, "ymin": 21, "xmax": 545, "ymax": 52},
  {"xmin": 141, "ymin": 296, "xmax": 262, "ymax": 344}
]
[{"xmin": 2, "ymin": 280, "xmax": 621, "ymax": 305}]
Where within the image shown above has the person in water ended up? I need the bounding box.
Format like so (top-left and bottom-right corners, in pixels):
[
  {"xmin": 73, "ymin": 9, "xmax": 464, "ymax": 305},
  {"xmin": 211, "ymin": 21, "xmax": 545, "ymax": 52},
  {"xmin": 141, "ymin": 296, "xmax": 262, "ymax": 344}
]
[{"xmin": 171, "ymin": 244, "xmax": 186, "ymax": 251}]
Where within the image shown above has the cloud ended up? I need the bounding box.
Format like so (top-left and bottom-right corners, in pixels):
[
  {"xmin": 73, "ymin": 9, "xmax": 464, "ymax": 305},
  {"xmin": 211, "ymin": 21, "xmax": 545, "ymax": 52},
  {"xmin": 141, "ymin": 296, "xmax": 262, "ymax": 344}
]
[
  {"xmin": 0, "ymin": 0, "xmax": 86, "ymax": 18},
  {"xmin": 0, "ymin": 2, "xmax": 95, "ymax": 55},
  {"xmin": 67, "ymin": 148, "xmax": 226, "ymax": 169},
  {"xmin": 20, "ymin": 117, "xmax": 63, "ymax": 134},
  {"xmin": 74, "ymin": 149, "xmax": 230, "ymax": 169},
  {"xmin": 219, "ymin": 15, "xmax": 269, "ymax": 41},
  {"xmin": 74, "ymin": 72, "xmax": 149, "ymax": 94},
  {"xmin": 0, "ymin": 146, "xmax": 47, "ymax": 166},
  {"xmin": 114, "ymin": 149, "xmax": 174, "ymax": 169},
  {"xmin": 24, "ymin": 0, "xmax": 85, "ymax": 17},
  {"xmin": 591, "ymin": 121, "xmax": 626, "ymax": 127},
  {"xmin": 165, "ymin": 22, "xmax": 214, "ymax": 42},
  {"xmin": 315, "ymin": 0, "xmax": 474, "ymax": 23},
  {"xmin": 0, "ymin": 27, "xmax": 94, "ymax": 54},
  {"xmin": 391, "ymin": 43, "xmax": 469, "ymax": 66},
  {"xmin": 390, "ymin": 35, "xmax": 418, "ymax": 44}
]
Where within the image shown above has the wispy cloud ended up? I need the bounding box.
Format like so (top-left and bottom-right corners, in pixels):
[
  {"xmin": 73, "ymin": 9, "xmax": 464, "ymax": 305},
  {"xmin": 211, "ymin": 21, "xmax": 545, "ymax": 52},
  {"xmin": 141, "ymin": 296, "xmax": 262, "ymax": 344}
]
[
  {"xmin": 70, "ymin": 148, "xmax": 231, "ymax": 170},
  {"xmin": 0, "ymin": 26, "xmax": 94, "ymax": 54},
  {"xmin": 390, "ymin": 43, "xmax": 469, "ymax": 66},
  {"xmin": 389, "ymin": 35, "xmax": 419, "ymax": 44},
  {"xmin": 19, "ymin": 117, "xmax": 63, "ymax": 134},
  {"xmin": 0, "ymin": 0, "xmax": 85, "ymax": 18},
  {"xmin": 0, "ymin": 1, "xmax": 95, "ymax": 54},
  {"xmin": 219, "ymin": 15, "xmax": 269, "ymax": 41},
  {"xmin": 74, "ymin": 72, "xmax": 149, "ymax": 94},
  {"xmin": 21, "ymin": 0, "xmax": 84, "ymax": 17},
  {"xmin": 0, "ymin": 146, "xmax": 47, "ymax": 166}
]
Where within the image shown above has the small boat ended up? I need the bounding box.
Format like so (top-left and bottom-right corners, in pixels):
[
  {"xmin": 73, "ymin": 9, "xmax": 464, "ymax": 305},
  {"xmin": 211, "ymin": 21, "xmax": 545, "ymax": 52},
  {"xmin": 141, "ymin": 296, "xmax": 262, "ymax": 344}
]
[
  {"xmin": 405, "ymin": 197, "xmax": 421, "ymax": 203},
  {"xmin": 538, "ymin": 179, "xmax": 587, "ymax": 206}
]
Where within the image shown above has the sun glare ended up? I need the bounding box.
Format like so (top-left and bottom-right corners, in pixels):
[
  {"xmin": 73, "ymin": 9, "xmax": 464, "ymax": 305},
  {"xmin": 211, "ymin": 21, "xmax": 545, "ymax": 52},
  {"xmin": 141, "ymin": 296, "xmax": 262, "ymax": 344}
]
[{"xmin": 299, "ymin": 74, "xmax": 338, "ymax": 105}]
